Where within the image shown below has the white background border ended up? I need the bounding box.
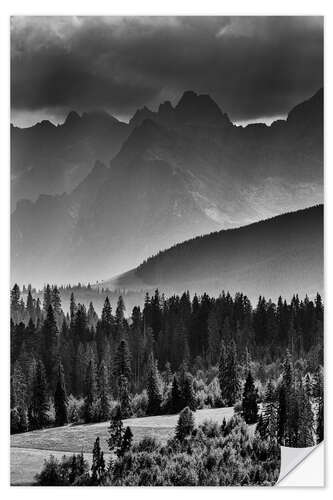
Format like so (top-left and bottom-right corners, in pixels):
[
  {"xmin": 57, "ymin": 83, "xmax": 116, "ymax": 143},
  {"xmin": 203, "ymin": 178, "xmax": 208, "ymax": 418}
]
[{"xmin": 0, "ymin": 0, "xmax": 331, "ymax": 496}]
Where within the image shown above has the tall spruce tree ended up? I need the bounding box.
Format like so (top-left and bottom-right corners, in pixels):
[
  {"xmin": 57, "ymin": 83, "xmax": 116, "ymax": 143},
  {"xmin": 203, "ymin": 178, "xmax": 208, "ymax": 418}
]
[
  {"xmin": 83, "ymin": 359, "xmax": 97, "ymax": 423},
  {"xmin": 101, "ymin": 297, "xmax": 113, "ymax": 335},
  {"xmin": 113, "ymin": 338, "xmax": 131, "ymax": 388},
  {"xmin": 171, "ymin": 374, "xmax": 183, "ymax": 413},
  {"xmin": 119, "ymin": 374, "xmax": 131, "ymax": 419},
  {"xmin": 262, "ymin": 379, "xmax": 278, "ymax": 438},
  {"xmin": 29, "ymin": 360, "xmax": 49, "ymax": 429},
  {"xmin": 298, "ymin": 380, "xmax": 314, "ymax": 447},
  {"xmin": 146, "ymin": 353, "xmax": 162, "ymax": 415},
  {"xmin": 219, "ymin": 339, "xmax": 240, "ymax": 406},
  {"xmin": 277, "ymin": 386, "xmax": 287, "ymax": 444},
  {"xmin": 70, "ymin": 292, "xmax": 76, "ymax": 328},
  {"xmin": 182, "ymin": 372, "xmax": 196, "ymax": 411},
  {"xmin": 54, "ymin": 362, "xmax": 68, "ymax": 426},
  {"xmin": 26, "ymin": 289, "xmax": 35, "ymax": 322},
  {"xmin": 40, "ymin": 305, "xmax": 58, "ymax": 389},
  {"xmin": 242, "ymin": 371, "xmax": 258, "ymax": 424},
  {"xmin": 115, "ymin": 296, "xmax": 126, "ymax": 340},
  {"xmin": 107, "ymin": 406, "xmax": 124, "ymax": 458},
  {"xmin": 43, "ymin": 284, "xmax": 52, "ymax": 313},
  {"xmin": 91, "ymin": 437, "xmax": 106, "ymax": 485},
  {"xmin": 98, "ymin": 361, "xmax": 110, "ymax": 421}
]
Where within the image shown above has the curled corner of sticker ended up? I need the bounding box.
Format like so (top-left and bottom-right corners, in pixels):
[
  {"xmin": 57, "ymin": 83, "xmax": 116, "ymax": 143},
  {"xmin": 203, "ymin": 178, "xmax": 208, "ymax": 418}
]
[{"xmin": 277, "ymin": 442, "xmax": 324, "ymax": 486}]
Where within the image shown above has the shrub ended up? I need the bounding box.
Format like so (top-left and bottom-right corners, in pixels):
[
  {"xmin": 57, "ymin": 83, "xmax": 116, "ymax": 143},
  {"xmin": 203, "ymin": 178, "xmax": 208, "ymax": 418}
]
[
  {"xmin": 67, "ymin": 395, "xmax": 84, "ymax": 424},
  {"xmin": 131, "ymin": 390, "xmax": 148, "ymax": 417},
  {"xmin": 200, "ymin": 419, "xmax": 221, "ymax": 438},
  {"xmin": 35, "ymin": 455, "xmax": 63, "ymax": 485},
  {"xmin": 133, "ymin": 436, "xmax": 160, "ymax": 453},
  {"xmin": 35, "ymin": 453, "xmax": 90, "ymax": 485}
]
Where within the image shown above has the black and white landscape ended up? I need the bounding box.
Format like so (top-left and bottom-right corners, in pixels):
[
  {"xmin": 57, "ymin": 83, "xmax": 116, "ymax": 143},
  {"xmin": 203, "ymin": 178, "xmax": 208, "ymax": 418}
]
[{"xmin": 10, "ymin": 16, "xmax": 323, "ymax": 486}]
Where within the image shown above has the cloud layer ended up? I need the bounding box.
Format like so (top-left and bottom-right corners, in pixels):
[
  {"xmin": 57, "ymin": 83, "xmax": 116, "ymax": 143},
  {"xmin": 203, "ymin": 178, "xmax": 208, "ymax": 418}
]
[{"xmin": 11, "ymin": 16, "xmax": 323, "ymax": 126}]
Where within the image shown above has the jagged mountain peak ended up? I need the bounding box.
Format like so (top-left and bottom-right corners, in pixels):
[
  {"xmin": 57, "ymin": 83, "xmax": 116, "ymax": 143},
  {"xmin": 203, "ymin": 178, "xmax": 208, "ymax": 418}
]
[
  {"xmin": 175, "ymin": 90, "xmax": 232, "ymax": 126},
  {"xmin": 158, "ymin": 100, "xmax": 174, "ymax": 114},
  {"xmin": 64, "ymin": 110, "xmax": 81, "ymax": 126}
]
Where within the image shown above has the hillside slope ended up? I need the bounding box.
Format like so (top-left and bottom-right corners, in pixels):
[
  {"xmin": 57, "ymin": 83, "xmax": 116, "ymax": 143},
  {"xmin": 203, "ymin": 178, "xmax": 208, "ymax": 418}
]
[{"xmin": 109, "ymin": 205, "xmax": 323, "ymax": 301}]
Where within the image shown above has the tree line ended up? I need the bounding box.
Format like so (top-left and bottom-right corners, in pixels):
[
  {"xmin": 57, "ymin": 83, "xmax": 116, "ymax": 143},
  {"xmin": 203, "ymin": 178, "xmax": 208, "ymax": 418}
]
[{"xmin": 11, "ymin": 284, "xmax": 323, "ymax": 447}]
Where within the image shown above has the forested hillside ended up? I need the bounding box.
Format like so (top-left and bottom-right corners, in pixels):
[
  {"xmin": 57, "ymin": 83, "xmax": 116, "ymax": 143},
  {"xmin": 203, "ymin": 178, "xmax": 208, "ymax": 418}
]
[{"xmin": 109, "ymin": 205, "xmax": 323, "ymax": 301}]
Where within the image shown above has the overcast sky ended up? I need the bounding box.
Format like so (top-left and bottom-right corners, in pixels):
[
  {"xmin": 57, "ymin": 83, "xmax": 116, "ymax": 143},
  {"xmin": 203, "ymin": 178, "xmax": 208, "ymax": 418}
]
[{"xmin": 11, "ymin": 16, "xmax": 323, "ymax": 127}]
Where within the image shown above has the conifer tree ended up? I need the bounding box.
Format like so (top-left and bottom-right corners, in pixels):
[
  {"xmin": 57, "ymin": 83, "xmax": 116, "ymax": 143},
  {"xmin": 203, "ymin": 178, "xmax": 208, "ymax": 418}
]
[
  {"xmin": 36, "ymin": 297, "xmax": 42, "ymax": 323},
  {"xmin": 107, "ymin": 406, "xmax": 124, "ymax": 458},
  {"xmin": 115, "ymin": 295, "xmax": 126, "ymax": 340},
  {"xmin": 298, "ymin": 380, "xmax": 314, "ymax": 447},
  {"xmin": 119, "ymin": 374, "xmax": 131, "ymax": 419},
  {"xmin": 182, "ymin": 373, "xmax": 196, "ymax": 411},
  {"xmin": 83, "ymin": 359, "xmax": 97, "ymax": 423},
  {"xmin": 98, "ymin": 361, "xmax": 110, "ymax": 421},
  {"xmin": 219, "ymin": 339, "xmax": 240, "ymax": 406},
  {"xmin": 101, "ymin": 297, "xmax": 113, "ymax": 334},
  {"xmin": 11, "ymin": 361, "xmax": 28, "ymax": 409},
  {"xmin": 207, "ymin": 308, "xmax": 220, "ymax": 365},
  {"xmin": 11, "ymin": 284, "xmax": 21, "ymax": 323},
  {"xmin": 277, "ymin": 386, "xmax": 287, "ymax": 444},
  {"xmin": 26, "ymin": 289, "xmax": 35, "ymax": 322},
  {"xmin": 54, "ymin": 362, "xmax": 68, "ymax": 426},
  {"xmin": 91, "ymin": 437, "xmax": 106, "ymax": 485},
  {"xmin": 70, "ymin": 292, "xmax": 76, "ymax": 327},
  {"xmin": 29, "ymin": 360, "xmax": 49, "ymax": 429},
  {"xmin": 262, "ymin": 379, "xmax": 277, "ymax": 437},
  {"xmin": 242, "ymin": 371, "xmax": 258, "ymax": 424},
  {"xmin": 51, "ymin": 285, "xmax": 62, "ymax": 315},
  {"xmin": 175, "ymin": 406, "xmax": 194, "ymax": 441},
  {"xmin": 88, "ymin": 302, "xmax": 98, "ymax": 328},
  {"xmin": 282, "ymin": 349, "xmax": 293, "ymax": 389},
  {"xmin": 113, "ymin": 338, "xmax": 131, "ymax": 386},
  {"xmin": 120, "ymin": 426, "xmax": 133, "ymax": 456},
  {"xmin": 41, "ymin": 305, "xmax": 58, "ymax": 388},
  {"xmin": 171, "ymin": 374, "xmax": 183, "ymax": 413},
  {"xmin": 146, "ymin": 353, "xmax": 162, "ymax": 415},
  {"xmin": 43, "ymin": 284, "xmax": 52, "ymax": 313},
  {"xmin": 218, "ymin": 339, "xmax": 227, "ymax": 400}
]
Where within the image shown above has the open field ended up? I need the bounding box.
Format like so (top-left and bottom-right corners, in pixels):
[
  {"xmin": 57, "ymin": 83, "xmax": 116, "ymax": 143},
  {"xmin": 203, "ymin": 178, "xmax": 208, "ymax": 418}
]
[{"xmin": 11, "ymin": 407, "xmax": 235, "ymax": 485}]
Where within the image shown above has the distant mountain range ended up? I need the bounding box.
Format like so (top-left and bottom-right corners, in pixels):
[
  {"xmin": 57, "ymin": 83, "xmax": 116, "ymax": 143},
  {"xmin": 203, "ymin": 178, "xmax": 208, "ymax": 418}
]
[
  {"xmin": 11, "ymin": 89, "xmax": 323, "ymax": 286},
  {"xmin": 11, "ymin": 110, "xmax": 130, "ymax": 209},
  {"xmin": 106, "ymin": 205, "xmax": 323, "ymax": 302}
]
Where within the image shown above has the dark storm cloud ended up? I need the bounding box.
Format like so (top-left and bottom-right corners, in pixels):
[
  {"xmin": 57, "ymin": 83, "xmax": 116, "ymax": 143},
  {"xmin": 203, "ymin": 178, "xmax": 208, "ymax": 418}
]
[{"xmin": 11, "ymin": 16, "xmax": 323, "ymax": 124}]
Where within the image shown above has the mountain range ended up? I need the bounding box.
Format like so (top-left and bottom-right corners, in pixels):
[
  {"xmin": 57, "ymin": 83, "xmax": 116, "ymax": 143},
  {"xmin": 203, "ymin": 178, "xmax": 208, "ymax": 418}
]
[
  {"xmin": 105, "ymin": 205, "xmax": 323, "ymax": 302},
  {"xmin": 11, "ymin": 88, "xmax": 323, "ymax": 287},
  {"xmin": 11, "ymin": 110, "xmax": 130, "ymax": 209}
]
